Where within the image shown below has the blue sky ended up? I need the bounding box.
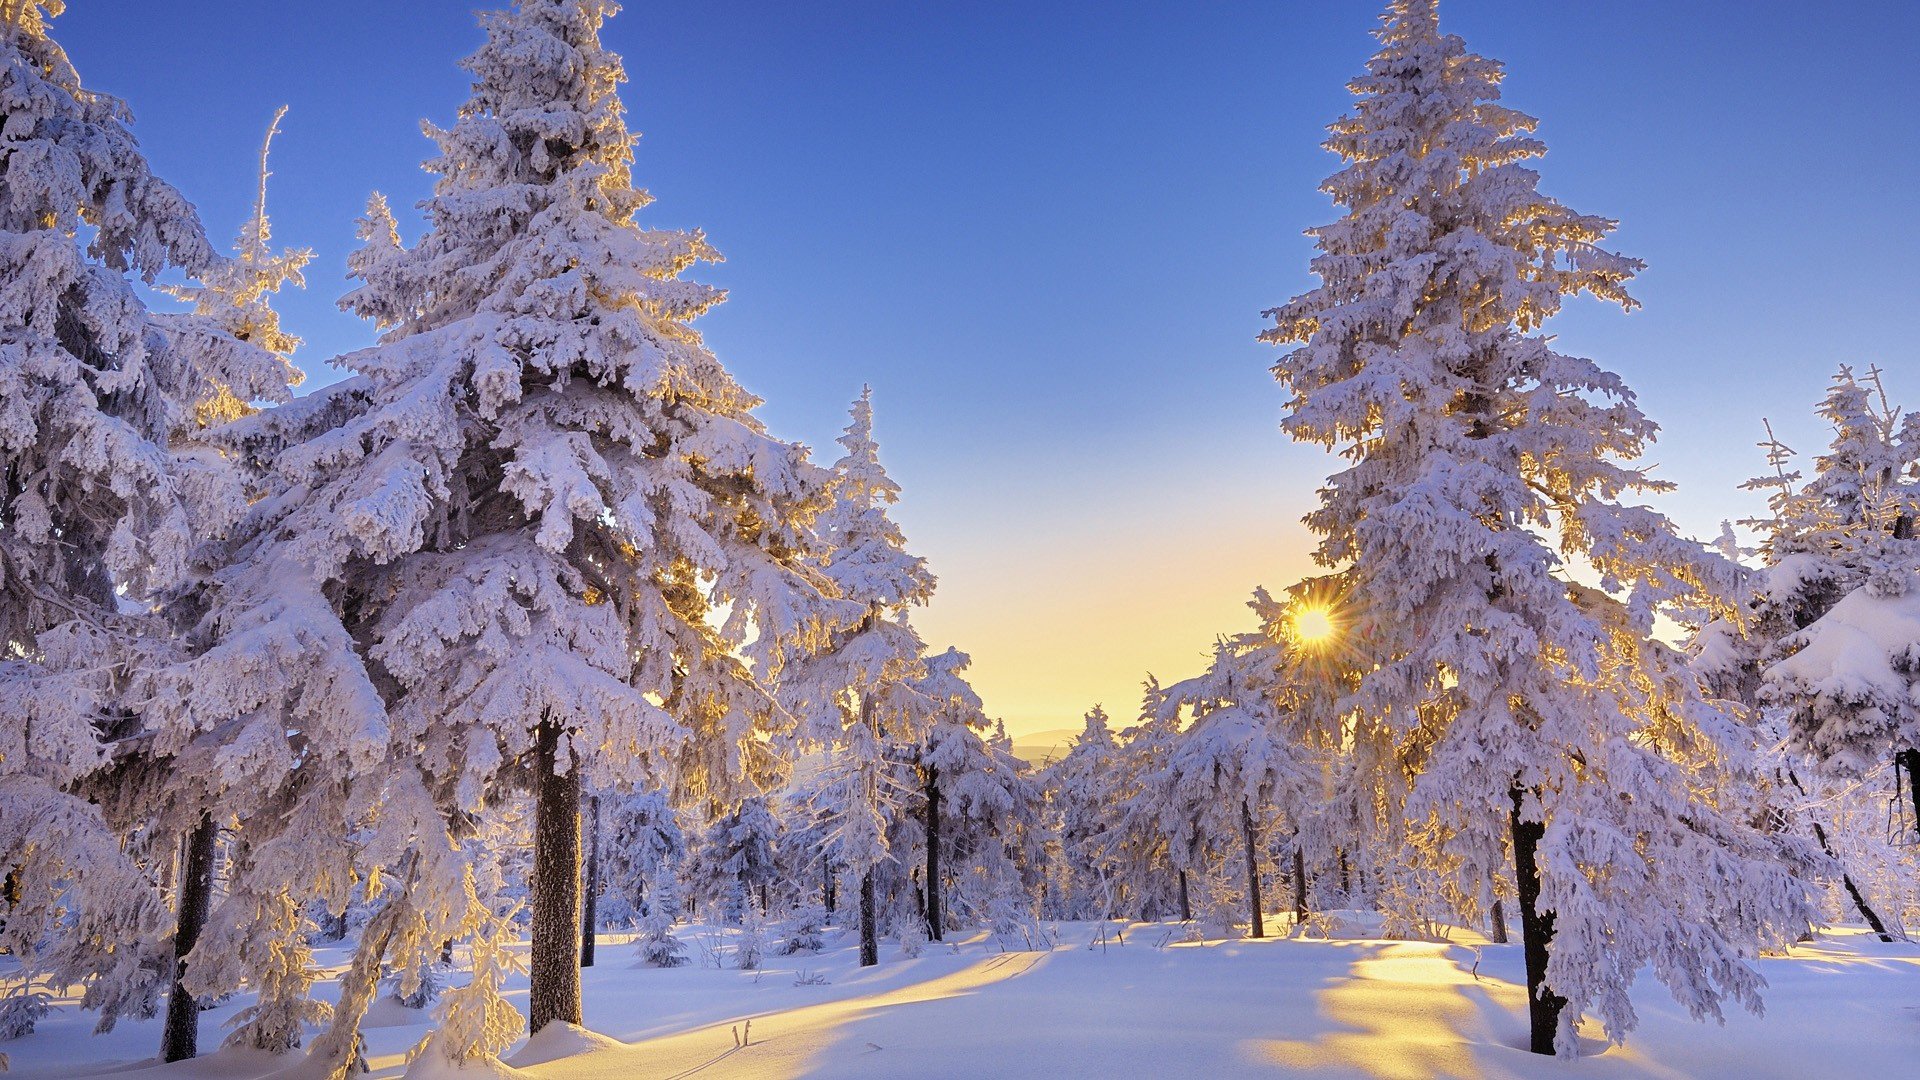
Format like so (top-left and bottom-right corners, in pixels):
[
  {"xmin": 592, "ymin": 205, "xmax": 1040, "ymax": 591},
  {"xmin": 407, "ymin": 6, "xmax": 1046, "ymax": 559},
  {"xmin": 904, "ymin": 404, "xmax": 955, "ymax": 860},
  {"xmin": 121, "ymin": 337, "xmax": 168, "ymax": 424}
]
[{"xmin": 62, "ymin": 1, "xmax": 1920, "ymax": 734}]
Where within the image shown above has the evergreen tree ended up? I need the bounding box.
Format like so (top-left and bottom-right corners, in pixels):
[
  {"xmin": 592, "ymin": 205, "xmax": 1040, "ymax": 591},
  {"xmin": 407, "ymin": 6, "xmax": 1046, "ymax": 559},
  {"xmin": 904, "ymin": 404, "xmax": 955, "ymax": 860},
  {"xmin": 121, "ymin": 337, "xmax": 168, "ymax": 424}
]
[
  {"xmin": 149, "ymin": 1, "xmax": 842, "ymax": 1067},
  {"xmin": 597, "ymin": 789, "xmax": 686, "ymax": 928},
  {"xmin": 689, "ymin": 795, "xmax": 780, "ymax": 922},
  {"xmin": 1043, "ymin": 707, "xmax": 1120, "ymax": 919},
  {"xmin": 0, "ymin": 2, "xmax": 295, "ymax": 1045},
  {"xmin": 1754, "ymin": 368, "xmax": 1920, "ymax": 838},
  {"xmin": 914, "ymin": 647, "xmax": 1040, "ymax": 938},
  {"xmin": 786, "ymin": 387, "xmax": 936, "ymax": 967},
  {"xmin": 1693, "ymin": 368, "xmax": 1920, "ymax": 941},
  {"xmin": 1262, "ymin": 0, "xmax": 1814, "ymax": 1054},
  {"xmin": 1157, "ymin": 635, "xmax": 1316, "ymax": 939}
]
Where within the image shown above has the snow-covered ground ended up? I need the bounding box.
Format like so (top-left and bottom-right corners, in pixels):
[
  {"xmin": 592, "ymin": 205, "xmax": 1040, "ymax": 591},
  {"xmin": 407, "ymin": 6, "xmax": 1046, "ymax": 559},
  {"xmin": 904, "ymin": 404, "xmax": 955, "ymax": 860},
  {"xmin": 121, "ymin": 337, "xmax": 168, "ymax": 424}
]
[{"xmin": 5, "ymin": 920, "xmax": 1916, "ymax": 1079}]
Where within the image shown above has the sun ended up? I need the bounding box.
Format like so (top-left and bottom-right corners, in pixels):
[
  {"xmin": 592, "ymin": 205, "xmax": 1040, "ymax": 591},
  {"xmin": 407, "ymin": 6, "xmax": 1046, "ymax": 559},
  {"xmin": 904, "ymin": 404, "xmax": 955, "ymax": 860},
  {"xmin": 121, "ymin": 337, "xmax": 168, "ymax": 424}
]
[{"xmin": 1293, "ymin": 605, "xmax": 1336, "ymax": 645}]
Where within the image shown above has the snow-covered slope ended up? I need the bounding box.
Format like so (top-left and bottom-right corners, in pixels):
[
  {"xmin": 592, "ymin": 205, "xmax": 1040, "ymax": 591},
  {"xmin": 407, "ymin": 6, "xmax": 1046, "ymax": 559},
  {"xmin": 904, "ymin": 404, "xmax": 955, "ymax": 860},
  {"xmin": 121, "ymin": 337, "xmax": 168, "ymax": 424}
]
[{"xmin": 6, "ymin": 919, "xmax": 1914, "ymax": 1079}]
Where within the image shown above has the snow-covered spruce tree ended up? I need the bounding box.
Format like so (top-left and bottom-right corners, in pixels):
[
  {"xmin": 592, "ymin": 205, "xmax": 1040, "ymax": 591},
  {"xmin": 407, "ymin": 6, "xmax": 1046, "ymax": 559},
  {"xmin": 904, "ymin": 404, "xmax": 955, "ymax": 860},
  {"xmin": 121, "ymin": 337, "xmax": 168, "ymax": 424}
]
[
  {"xmin": 1261, "ymin": 0, "xmax": 1816, "ymax": 1054},
  {"xmin": 913, "ymin": 647, "xmax": 1040, "ymax": 938},
  {"xmin": 597, "ymin": 788, "xmax": 685, "ymax": 927},
  {"xmin": 163, "ymin": 0, "xmax": 843, "ymax": 1063},
  {"xmin": 689, "ymin": 795, "xmax": 780, "ymax": 923},
  {"xmin": 1096, "ymin": 681, "xmax": 1201, "ymax": 922},
  {"xmin": 1757, "ymin": 369, "xmax": 1920, "ymax": 783},
  {"xmin": 336, "ymin": 0, "xmax": 841, "ymax": 1043},
  {"xmin": 1689, "ymin": 369, "xmax": 1920, "ymax": 940},
  {"xmin": 0, "ymin": 1, "xmax": 296, "ymax": 1046},
  {"xmin": 635, "ymin": 864, "xmax": 689, "ymax": 968},
  {"xmin": 786, "ymin": 387, "xmax": 936, "ymax": 967},
  {"xmin": 1747, "ymin": 369, "xmax": 1920, "ymax": 915},
  {"xmin": 1157, "ymin": 635, "xmax": 1317, "ymax": 939},
  {"xmin": 141, "ymin": 106, "xmax": 314, "ymax": 1065},
  {"xmin": 1043, "ymin": 706, "xmax": 1120, "ymax": 919}
]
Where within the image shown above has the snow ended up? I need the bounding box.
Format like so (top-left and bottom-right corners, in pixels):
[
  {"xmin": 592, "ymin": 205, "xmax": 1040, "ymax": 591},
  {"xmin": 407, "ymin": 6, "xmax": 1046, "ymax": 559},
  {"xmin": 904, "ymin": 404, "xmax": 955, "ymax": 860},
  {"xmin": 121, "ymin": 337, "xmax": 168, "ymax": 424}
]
[
  {"xmin": 5, "ymin": 920, "xmax": 1914, "ymax": 1079},
  {"xmin": 1772, "ymin": 585, "xmax": 1920, "ymax": 703}
]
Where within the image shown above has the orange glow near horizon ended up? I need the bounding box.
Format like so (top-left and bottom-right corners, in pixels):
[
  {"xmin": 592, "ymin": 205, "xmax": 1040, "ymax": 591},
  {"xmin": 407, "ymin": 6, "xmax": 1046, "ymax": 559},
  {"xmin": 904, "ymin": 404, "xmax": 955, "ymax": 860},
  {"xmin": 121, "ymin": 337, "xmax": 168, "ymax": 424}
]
[{"xmin": 907, "ymin": 494, "xmax": 1321, "ymax": 741}]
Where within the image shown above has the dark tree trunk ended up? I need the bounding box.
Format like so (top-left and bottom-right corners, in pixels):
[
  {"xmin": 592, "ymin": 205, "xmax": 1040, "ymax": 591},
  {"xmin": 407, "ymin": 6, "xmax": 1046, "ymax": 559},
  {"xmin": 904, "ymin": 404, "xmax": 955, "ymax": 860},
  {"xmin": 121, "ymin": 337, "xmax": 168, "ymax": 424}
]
[
  {"xmin": 1338, "ymin": 848, "xmax": 1350, "ymax": 896},
  {"xmin": 1292, "ymin": 844, "xmax": 1308, "ymax": 924},
  {"xmin": 824, "ymin": 859, "xmax": 835, "ymax": 916},
  {"xmin": 1825, "ymin": 826, "xmax": 1894, "ymax": 943},
  {"xmin": 1510, "ymin": 785, "xmax": 1565, "ymax": 1056},
  {"xmin": 440, "ymin": 939, "xmax": 453, "ymax": 965},
  {"xmin": 856, "ymin": 663, "xmax": 881, "ymax": 966},
  {"xmin": 323, "ymin": 907, "xmax": 347, "ymax": 942},
  {"xmin": 1784, "ymin": 767, "xmax": 1892, "ymax": 942},
  {"xmin": 1900, "ymin": 749, "xmax": 1920, "ymax": 842},
  {"xmin": 925, "ymin": 766, "xmax": 943, "ymax": 940},
  {"xmin": 529, "ymin": 722, "xmax": 583, "ymax": 1034},
  {"xmin": 161, "ymin": 812, "xmax": 216, "ymax": 1063},
  {"xmin": 1490, "ymin": 898, "xmax": 1509, "ymax": 944},
  {"xmin": 580, "ymin": 794, "xmax": 600, "ymax": 968},
  {"xmin": 1177, "ymin": 869, "xmax": 1192, "ymax": 922},
  {"xmin": 858, "ymin": 869, "xmax": 878, "ymax": 967},
  {"xmin": 1240, "ymin": 799, "xmax": 1264, "ymax": 939}
]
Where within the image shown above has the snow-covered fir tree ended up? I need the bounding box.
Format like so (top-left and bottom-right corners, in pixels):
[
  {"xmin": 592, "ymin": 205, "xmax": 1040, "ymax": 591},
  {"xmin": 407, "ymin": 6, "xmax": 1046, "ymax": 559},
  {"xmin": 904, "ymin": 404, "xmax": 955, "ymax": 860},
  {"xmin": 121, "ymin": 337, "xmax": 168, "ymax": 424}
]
[
  {"xmin": 635, "ymin": 866, "xmax": 689, "ymax": 968},
  {"xmin": 1690, "ymin": 367, "xmax": 1920, "ymax": 940},
  {"xmin": 1042, "ymin": 707, "xmax": 1119, "ymax": 919},
  {"xmin": 1095, "ymin": 682, "xmax": 1198, "ymax": 922},
  {"xmin": 689, "ymin": 795, "xmax": 780, "ymax": 923},
  {"xmin": 0, "ymin": 3, "xmax": 297, "ymax": 1053},
  {"xmin": 1260, "ymin": 0, "xmax": 1816, "ymax": 1054},
  {"xmin": 912, "ymin": 647, "xmax": 1041, "ymax": 939},
  {"xmin": 136, "ymin": 1, "xmax": 846, "ymax": 1070},
  {"xmin": 785, "ymin": 387, "xmax": 936, "ymax": 967},
  {"xmin": 1156, "ymin": 631, "xmax": 1317, "ymax": 938},
  {"xmin": 1756, "ymin": 369, "xmax": 1920, "ymax": 778},
  {"xmin": 597, "ymin": 789, "xmax": 686, "ymax": 928}
]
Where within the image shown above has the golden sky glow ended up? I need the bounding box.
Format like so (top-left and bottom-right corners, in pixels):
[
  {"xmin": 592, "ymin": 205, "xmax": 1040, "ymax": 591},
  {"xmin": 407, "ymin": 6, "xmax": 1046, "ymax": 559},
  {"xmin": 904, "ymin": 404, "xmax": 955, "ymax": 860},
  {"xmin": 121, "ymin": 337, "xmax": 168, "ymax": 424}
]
[{"xmin": 909, "ymin": 485, "xmax": 1320, "ymax": 739}]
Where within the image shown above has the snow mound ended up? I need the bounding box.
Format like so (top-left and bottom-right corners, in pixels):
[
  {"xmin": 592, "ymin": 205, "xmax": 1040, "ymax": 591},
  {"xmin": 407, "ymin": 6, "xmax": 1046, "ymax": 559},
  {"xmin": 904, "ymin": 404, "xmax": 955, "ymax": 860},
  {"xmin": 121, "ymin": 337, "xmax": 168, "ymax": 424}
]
[{"xmin": 502, "ymin": 1022, "xmax": 628, "ymax": 1068}]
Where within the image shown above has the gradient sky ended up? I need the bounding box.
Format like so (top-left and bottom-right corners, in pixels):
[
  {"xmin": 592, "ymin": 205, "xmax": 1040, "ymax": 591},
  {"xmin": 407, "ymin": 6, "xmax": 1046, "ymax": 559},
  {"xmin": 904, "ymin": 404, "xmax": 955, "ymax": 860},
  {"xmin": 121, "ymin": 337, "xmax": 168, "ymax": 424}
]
[{"xmin": 60, "ymin": 2, "xmax": 1919, "ymax": 736}]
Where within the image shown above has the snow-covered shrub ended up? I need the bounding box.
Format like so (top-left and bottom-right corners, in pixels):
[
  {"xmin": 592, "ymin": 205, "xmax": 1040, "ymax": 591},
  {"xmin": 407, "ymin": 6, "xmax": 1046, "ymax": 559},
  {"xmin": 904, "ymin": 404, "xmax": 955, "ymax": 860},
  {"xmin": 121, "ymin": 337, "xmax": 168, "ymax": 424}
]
[
  {"xmin": 385, "ymin": 945, "xmax": 449, "ymax": 1010},
  {"xmin": 895, "ymin": 912, "xmax": 928, "ymax": 959},
  {"xmin": 0, "ymin": 989, "xmax": 51, "ymax": 1041},
  {"xmin": 637, "ymin": 870, "xmax": 689, "ymax": 969},
  {"xmin": 780, "ymin": 902, "xmax": 828, "ymax": 955},
  {"xmin": 988, "ymin": 885, "xmax": 1049, "ymax": 952},
  {"xmin": 735, "ymin": 902, "xmax": 769, "ymax": 971}
]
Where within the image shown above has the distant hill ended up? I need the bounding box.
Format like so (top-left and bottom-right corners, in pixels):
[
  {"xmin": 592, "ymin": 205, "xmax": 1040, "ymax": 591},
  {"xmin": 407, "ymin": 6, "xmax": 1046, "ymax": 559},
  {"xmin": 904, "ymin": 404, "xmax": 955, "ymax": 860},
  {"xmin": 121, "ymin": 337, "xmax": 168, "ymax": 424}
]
[{"xmin": 1008, "ymin": 727, "xmax": 1081, "ymax": 769}]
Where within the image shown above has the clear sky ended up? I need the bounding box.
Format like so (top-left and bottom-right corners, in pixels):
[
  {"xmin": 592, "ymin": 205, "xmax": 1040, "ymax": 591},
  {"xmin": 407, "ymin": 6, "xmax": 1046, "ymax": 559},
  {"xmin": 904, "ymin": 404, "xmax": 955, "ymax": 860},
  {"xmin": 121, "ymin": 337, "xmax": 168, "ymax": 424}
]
[{"xmin": 61, "ymin": 1, "xmax": 1919, "ymax": 737}]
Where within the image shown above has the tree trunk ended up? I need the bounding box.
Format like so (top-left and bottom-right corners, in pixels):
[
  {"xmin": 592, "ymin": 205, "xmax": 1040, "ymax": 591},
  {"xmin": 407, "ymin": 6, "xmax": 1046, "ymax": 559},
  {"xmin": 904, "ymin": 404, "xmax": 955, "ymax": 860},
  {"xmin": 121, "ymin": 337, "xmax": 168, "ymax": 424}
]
[
  {"xmin": 925, "ymin": 766, "xmax": 943, "ymax": 940},
  {"xmin": 1177, "ymin": 869, "xmax": 1192, "ymax": 922},
  {"xmin": 1510, "ymin": 784, "xmax": 1565, "ymax": 1056},
  {"xmin": 529, "ymin": 721, "xmax": 583, "ymax": 1034},
  {"xmin": 1489, "ymin": 897, "xmax": 1509, "ymax": 944},
  {"xmin": 856, "ymin": 652, "xmax": 881, "ymax": 967},
  {"xmin": 858, "ymin": 869, "xmax": 878, "ymax": 967},
  {"xmin": 1292, "ymin": 844, "xmax": 1308, "ymax": 924},
  {"xmin": 824, "ymin": 858, "xmax": 835, "ymax": 916},
  {"xmin": 1899, "ymin": 749, "xmax": 1920, "ymax": 843},
  {"xmin": 160, "ymin": 812, "xmax": 216, "ymax": 1063},
  {"xmin": 1784, "ymin": 767, "xmax": 1892, "ymax": 942},
  {"xmin": 1338, "ymin": 848, "xmax": 1350, "ymax": 897},
  {"xmin": 580, "ymin": 794, "xmax": 600, "ymax": 968},
  {"xmin": 1240, "ymin": 799, "xmax": 1264, "ymax": 939}
]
